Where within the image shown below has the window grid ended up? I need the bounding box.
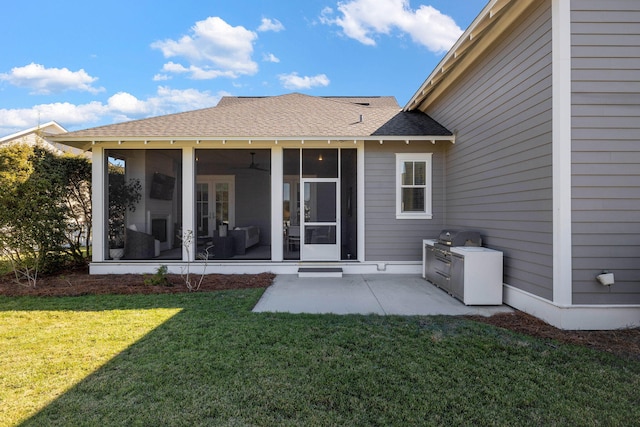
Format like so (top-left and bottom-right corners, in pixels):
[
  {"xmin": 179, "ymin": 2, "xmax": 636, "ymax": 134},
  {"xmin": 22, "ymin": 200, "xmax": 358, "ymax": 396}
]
[{"xmin": 395, "ymin": 153, "xmax": 433, "ymax": 220}]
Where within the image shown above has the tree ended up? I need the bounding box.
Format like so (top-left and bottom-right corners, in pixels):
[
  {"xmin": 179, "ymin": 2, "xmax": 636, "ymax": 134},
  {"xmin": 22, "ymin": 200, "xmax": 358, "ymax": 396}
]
[
  {"xmin": 107, "ymin": 163, "xmax": 141, "ymax": 249},
  {"xmin": 55, "ymin": 154, "xmax": 92, "ymax": 261},
  {"xmin": 0, "ymin": 143, "xmax": 92, "ymax": 282},
  {"xmin": 33, "ymin": 148, "xmax": 93, "ymax": 263}
]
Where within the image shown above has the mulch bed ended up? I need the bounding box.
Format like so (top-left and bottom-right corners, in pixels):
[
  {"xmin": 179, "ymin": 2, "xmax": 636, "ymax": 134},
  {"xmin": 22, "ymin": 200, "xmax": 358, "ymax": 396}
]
[
  {"xmin": 468, "ymin": 311, "xmax": 640, "ymax": 361},
  {"xmin": 1, "ymin": 268, "xmax": 638, "ymax": 360},
  {"xmin": 0, "ymin": 270, "xmax": 275, "ymax": 297}
]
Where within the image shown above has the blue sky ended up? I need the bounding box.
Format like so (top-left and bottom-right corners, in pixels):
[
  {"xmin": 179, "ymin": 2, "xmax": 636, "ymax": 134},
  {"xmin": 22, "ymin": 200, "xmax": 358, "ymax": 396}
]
[{"xmin": 0, "ymin": 0, "xmax": 488, "ymax": 136}]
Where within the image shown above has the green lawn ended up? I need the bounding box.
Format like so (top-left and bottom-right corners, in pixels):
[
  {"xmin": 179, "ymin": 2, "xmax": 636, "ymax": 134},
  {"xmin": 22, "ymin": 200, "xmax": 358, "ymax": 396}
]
[{"xmin": 1, "ymin": 290, "xmax": 638, "ymax": 426}]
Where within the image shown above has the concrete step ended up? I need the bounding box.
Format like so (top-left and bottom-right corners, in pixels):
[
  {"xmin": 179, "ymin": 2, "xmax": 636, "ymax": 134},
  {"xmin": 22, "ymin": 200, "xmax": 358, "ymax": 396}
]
[{"xmin": 298, "ymin": 267, "xmax": 343, "ymax": 278}]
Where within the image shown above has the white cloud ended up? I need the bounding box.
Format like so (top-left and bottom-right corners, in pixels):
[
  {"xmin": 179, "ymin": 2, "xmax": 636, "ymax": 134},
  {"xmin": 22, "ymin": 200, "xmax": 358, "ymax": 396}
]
[
  {"xmin": 263, "ymin": 53, "xmax": 280, "ymax": 63},
  {"xmin": 151, "ymin": 17, "xmax": 258, "ymax": 79},
  {"xmin": 107, "ymin": 92, "xmax": 149, "ymax": 115},
  {"xmin": 258, "ymin": 18, "xmax": 285, "ymax": 32},
  {"xmin": 153, "ymin": 73, "xmax": 171, "ymax": 81},
  {"xmin": 320, "ymin": 0, "xmax": 463, "ymax": 53},
  {"xmin": 152, "ymin": 86, "xmax": 227, "ymax": 112},
  {"xmin": 0, "ymin": 63, "xmax": 105, "ymax": 95},
  {"xmin": 279, "ymin": 72, "xmax": 330, "ymax": 90},
  {"xmin": 0, "ymin": 86, "xmax": 227, "ymax": 136},
  {"xmin": 107, "ymin": 86, "xmax": 227, "ymax": 119},
  {"xmin": 0, "ymin": 102, "xmax": 107, "ymax": 134},
  {"xmin": 162, "ymin": 62, "xmax": 189, "ymax": 74},
  {"xmin": 159, "ymin": 61, "xmax": 237, "ymax": 80}
]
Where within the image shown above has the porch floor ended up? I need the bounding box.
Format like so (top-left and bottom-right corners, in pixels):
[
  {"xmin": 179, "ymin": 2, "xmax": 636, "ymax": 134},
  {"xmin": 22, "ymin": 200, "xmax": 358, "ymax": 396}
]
[{"xmin": 253, "ymin": 274, "xmax": 513, "ymax": 316}]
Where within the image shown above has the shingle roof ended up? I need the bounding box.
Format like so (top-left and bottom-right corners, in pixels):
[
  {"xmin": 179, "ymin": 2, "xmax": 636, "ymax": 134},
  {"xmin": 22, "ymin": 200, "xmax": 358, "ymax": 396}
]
[
  {"xmin": 216, "ymin": 95, "xmax": 400, "ymax": 109},
  {"xmin": 57, "ymin": 93, "xmax": 451, "ymax": 141},
  {"xmin": 372, "ymin": 111, "xmax": 452, "ymax": 136}
]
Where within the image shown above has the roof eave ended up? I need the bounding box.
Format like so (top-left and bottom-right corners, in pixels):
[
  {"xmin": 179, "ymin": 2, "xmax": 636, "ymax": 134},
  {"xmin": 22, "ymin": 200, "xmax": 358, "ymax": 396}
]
[
  {"xmin": 404, "ymin": 0, "xmax": 537, "ymax": 112},
  {"xmin": 51, "ymin": 134, "xmax": 456, "ymax": 148}
]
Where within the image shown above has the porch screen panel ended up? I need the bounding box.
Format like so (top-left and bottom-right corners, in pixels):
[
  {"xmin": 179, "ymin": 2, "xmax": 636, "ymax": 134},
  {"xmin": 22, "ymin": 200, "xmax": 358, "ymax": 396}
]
[
  {"xmin": 302, "ymin": 149, "xmax": 338, "ymax": 178},
  {"xmin": 195, "ymin": 149, "xmax": 272, "ymax": 261},
  {"xmin": 105, "ymin": 149, "xmax": 182, "ymax": 261}
]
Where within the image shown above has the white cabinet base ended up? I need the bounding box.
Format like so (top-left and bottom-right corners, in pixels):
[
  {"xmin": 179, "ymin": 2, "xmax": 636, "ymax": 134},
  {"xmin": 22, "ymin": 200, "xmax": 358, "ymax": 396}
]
[{"xmin": 423, "ymin": 240, "xmax": 504, "ymax": 306}]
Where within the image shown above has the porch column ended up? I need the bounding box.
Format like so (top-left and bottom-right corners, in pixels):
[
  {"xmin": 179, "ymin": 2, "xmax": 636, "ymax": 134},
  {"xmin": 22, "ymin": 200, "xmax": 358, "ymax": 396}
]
[
  {"xmin": 92, "ymin": 146, "xmax": 105, "ymax": 262},
  {"xmin": 357, "ymin": 141, "xmax": 365, "ymax": 262},
  {"xmin": 182, "ymin": 147, "xmax": 196, "ymax": 261},
  {"xmin": 271, "ymin": 145, "xmax": 284, "ymax": 261}
]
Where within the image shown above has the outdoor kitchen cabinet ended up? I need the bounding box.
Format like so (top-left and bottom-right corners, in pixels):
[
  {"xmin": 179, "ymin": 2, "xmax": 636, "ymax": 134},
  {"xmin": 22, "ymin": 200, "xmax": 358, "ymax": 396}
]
[{"xmin": 423, "ymin": 239, "xmax": 503, "ymax": 305}]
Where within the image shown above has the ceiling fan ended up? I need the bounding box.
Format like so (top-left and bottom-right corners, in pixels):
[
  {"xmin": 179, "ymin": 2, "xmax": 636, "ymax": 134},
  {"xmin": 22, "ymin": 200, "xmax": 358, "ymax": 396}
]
[{"xmin": 241, "ymin": 152, "xmax": 269, "ymax": 172}]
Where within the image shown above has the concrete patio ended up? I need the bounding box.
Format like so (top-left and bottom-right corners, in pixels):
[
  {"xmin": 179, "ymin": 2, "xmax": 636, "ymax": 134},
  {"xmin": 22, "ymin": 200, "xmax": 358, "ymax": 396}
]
[{"xmin": 253, "ymin": 274, "xmax": 514, "ymax": 316}]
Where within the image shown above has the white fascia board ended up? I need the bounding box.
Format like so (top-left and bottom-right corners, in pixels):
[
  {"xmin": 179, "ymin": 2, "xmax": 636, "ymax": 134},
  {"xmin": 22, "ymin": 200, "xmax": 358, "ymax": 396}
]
[
  {"xmin": 59, "ymin": 135, "xmax": 455, "ymax": 144},
  {"xmin": 404, "ymin": 0, "xmax": 508, "ymax": 110}
]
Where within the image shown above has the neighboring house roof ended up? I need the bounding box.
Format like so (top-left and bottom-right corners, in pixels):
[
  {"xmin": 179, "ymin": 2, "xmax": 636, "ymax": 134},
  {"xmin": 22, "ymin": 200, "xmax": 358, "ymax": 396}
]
[
  {"xmin": 1, "ymin": 121, "xmax": 67, "ymax": 143},
  {"xmin": 0, "ymin": 121, "xmax": 83, "ymax": 155},
  {"xmin": 54, "ymin": 93, "xmax": 452, "ymax": 150}
]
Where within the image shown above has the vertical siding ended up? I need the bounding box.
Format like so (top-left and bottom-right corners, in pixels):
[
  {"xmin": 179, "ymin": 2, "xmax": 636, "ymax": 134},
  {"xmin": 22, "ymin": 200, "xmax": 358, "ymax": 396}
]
[
  {"xmin": 364, "ymin": 142, "xmax": 446, "ymax": 261},
  {"xmin": 424, "ymin": 1, "xmax": 554, "ymax": 299},
  {"xmin": 571, "ymin": 0, "xmax": 640, "ymax": 304}
]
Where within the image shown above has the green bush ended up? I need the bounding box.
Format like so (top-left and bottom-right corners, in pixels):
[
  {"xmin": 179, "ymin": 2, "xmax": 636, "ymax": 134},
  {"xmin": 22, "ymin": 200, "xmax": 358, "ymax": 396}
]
[
  {"xmin": 144, "ymin": 265, "xmax": 172, "ymax": 287},
  {"xmin": 0, "ymin": 143, "xmax": 91, "ymax": 282}
]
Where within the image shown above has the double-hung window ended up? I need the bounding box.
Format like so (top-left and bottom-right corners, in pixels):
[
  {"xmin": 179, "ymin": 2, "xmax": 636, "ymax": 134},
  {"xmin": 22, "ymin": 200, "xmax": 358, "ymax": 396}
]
[{"xmin": 396, "ymin": 153, "xmax": 432, "ymax": 219}]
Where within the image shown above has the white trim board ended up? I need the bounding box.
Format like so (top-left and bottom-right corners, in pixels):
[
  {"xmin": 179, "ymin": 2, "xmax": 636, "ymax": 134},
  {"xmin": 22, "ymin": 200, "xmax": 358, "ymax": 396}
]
[
  {"xmin": 89, "ymin": 261, "xmax": 423, "ymax": 276},
  {"xmin": 551, "ymin": 0, "xmax": 573, "ymax": 306},
  {"xmin": 504, "ymin": 285, "xmax": 640, "ymax": 330}
]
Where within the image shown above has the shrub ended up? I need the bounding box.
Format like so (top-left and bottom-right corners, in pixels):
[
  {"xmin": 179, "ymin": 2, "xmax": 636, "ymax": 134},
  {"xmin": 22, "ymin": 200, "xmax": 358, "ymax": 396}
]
[
  {"xmin": 0, "ymin": 143, "xmax": 91, "ymax": 284},
  {"xmin": 144, "ymin": 265, "xmax": 172, "ymax": 287}
]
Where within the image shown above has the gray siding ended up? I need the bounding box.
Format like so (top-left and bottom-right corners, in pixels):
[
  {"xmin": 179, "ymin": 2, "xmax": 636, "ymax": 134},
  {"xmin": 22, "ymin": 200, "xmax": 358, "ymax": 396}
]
[
  {"xmin": 364, "ymin": 142, "xmax": 446, "ymax": 261},
  {"xmin": 423, "ymin": 1, "xmax": 554, "ymax": 299},
  {"xmin": 571, "ymin": 0, "xmax": 640, "ymax": 304}
]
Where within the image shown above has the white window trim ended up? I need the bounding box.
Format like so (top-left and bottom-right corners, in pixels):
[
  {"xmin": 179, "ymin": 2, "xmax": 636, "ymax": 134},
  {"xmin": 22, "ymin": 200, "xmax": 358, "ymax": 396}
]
[{"xmin": 395, "ymin": 153, "xmax": 433, "ymax": 220}]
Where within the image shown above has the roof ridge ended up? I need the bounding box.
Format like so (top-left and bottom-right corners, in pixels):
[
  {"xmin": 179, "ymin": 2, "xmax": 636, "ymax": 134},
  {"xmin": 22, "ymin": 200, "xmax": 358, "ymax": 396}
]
[
  {"xmin": 318, "ymin": 95, "xmax": 400, "ymax": 109},
  {"xmin": 218, "ymin": 93, "xmax": 399, "ymax": 109}
]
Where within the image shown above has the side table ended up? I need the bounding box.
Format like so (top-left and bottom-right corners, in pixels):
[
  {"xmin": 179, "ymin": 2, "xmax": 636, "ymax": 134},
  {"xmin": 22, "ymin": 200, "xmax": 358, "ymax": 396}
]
[{"xmin": 211, "ymin": 236, "xmax": 235, "ymax": 259}]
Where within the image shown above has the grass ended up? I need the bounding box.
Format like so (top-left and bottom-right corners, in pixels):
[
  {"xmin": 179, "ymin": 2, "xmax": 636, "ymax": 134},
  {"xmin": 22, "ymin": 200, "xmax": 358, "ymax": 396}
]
[{"xmin": 1, "ymin": 290, "xmax": 639, "ymax": 426}]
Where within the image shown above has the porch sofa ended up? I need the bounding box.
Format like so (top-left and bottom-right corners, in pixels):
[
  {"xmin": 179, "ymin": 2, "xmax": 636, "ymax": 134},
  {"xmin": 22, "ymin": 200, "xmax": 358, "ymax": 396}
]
[
  {"xmin": 229, "ymin": 226, "xmax": 260, "ymax": 255},
  {"xmin": 124, "ymin": 228, "xmax": 158, "ymax": 259}
]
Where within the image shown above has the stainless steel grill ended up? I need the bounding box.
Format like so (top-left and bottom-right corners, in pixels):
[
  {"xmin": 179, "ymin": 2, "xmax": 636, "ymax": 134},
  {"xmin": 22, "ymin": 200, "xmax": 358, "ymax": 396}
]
[
  {"xmin": 426, "ymin": 230, "xmax": 482, "ymax": 299},
  {"xmin": 434, "ymin": 229, "xmax": 482, "ymax": 250}
]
